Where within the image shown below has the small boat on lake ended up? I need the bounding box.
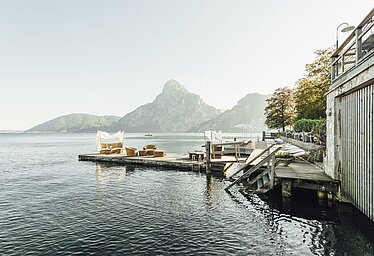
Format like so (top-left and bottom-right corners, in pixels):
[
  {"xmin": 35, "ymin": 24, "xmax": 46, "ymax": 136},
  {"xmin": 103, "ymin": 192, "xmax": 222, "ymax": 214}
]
[{"xmin": 145, "ymin": 133, "xmax": 152, "ymax": 137}]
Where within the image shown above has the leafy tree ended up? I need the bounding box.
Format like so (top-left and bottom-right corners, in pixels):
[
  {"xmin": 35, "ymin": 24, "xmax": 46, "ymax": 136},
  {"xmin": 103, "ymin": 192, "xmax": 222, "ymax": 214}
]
[
  {"xmin": 265, "ymin": 87, "xmax": 295, "ymax": 132},
  {"xmin": 294, "ymin": 48, "xmax": 334, "ymax": 119}
]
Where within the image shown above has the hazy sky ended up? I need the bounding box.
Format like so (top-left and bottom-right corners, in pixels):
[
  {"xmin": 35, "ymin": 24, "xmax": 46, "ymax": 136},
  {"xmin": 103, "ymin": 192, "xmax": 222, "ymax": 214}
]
[{"xmin": 0, "ymin": 0, "xmax": 373, "ymax": 130}]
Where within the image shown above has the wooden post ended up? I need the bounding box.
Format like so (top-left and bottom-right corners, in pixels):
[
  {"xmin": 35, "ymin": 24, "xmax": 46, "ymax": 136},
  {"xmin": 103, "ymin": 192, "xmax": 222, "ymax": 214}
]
[
  {"xmin": 262, "ymin": 131, "xmax": 265, "ymax": 141},
  {"xmin": 234, "ymin": 144, "xmax": 239, "ymax": 160},
  {"xmin": 282, "ymin": 179, "xmax": 292, "ymax": 198},
  {"xmin": 355, "ymin": 28, "xmax": 362, "ymax": 63},
  {"xmin": 206, "ymin": 141, "xmax": 211, "ymax": 173},
  {"xmin": 270, "ymin": 155, "xmax": 275, "ymax": 189},
  {"xmin": 267, "ymin": 146, "xmax": 270, "ymax": 169}
]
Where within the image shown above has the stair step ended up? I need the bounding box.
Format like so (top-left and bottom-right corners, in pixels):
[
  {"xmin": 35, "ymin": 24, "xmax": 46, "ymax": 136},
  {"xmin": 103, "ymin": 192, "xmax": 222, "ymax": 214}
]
[
  {"xmin": 224, "ymin": 146, "xmax": 282, "ymax": 192},
  {"xmin": 257, "ymin": 178, "xmax": 264, "ymax": 188},
  {"xmin": 262, "ymin": 173, "xmax": 270, "ymax": 184}
]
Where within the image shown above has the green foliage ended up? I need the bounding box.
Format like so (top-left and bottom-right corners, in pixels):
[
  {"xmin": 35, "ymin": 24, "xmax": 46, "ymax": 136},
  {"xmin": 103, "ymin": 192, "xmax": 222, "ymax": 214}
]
[
  {"xmin": 313, "ymin": 119, "xmax": 326, "ymax": 145},
  {"xmin": 293, "ymin": 118, "xmax": 326, "ymax": 145},
  {"xmin": 275, "ymin": 152, "xmax": 293, "ymax": 159},
  {"xmin": 293, "ymin": 119, "xmax": 324, "ymax": 132},
  {"xmin": 265, "ymin": 47, "xmax": 332, "ymax": 135},
  {"xmin": 265, "ymin": 87, "xmax": 295, "ymax": 132},
  {"xmin": 294, "ymin": 48, "xmax": 334, "ymax": 119}
]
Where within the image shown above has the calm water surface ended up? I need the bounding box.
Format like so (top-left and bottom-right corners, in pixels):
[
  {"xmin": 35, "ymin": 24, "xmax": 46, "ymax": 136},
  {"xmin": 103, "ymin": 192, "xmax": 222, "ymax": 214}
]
[{"xmin": 0, "ymin": 133, "xmax": 373, "ymax": 255}]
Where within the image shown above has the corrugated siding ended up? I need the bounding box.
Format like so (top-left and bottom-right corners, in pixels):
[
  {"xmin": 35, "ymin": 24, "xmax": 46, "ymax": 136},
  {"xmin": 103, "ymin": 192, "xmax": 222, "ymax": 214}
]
[{"xmin": 341, "ymin": 83, "xmax": 374, "ymax": 220}]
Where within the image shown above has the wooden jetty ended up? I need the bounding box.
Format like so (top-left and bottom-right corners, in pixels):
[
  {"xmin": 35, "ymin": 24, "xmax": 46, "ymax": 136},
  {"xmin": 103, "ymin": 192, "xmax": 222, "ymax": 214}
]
[
  {"xmin": 79, "ymin": 152, "xmax": 249, "ymax": 172},
  {"xmin": 79, "ymin": 153, "xmax": 206, "ymax": 171},
  {"xmin": 223, "ymin": 143, "xmax": 339, "ymax": 197},
  {"xmin": 275, "ymin": 161, "xmax": 339, "ymax": 197},
  {"xmin": 79, "ymin": 141, "xmax": 339, "ymax": 199}
]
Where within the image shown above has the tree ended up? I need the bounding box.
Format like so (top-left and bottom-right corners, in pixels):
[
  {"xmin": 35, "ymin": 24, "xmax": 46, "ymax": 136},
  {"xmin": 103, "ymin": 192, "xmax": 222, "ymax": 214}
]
[
  {"xmin": 265, "ymin": 87, "xmax": 295, "ymax": 132},
  {"xmin": 294, "ymin": 48, "xmax": 334, "ymax": 119}
]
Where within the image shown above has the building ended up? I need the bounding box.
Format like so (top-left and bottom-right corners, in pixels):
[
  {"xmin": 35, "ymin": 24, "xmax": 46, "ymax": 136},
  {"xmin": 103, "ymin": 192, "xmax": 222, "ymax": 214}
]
[{"xmin": 326, "ymin": 8, "xmax": 374, "ymax": 220}]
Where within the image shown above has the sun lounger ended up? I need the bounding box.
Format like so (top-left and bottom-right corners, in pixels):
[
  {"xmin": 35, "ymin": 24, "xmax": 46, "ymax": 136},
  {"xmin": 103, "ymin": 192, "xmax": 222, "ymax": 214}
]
[
  {"xmin": 153, "ymin": 150, "xmax": 165, "ymax": 157},
  {"xmin": 143, "ymin": 144, "xmax": 157, "ymax": 155},
  {"xmin": 125, "ymin": 147, "xmax": 138, "ymax": 157}
]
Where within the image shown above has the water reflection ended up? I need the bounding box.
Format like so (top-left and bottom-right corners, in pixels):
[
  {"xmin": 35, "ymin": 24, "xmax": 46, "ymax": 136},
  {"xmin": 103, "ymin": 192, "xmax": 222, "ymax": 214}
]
[
  {"xmin": 3, "ymin": 133, "xmax": 374, "ymax": 256},
  {"xmin": 205, "ymin": 173, "xmax": 231, "ymax": 212},
  {"xmin": 235, "ymin": 191, "xmax": 335, "ymax": 255},
  {"xmin": 96, "ymin": 163, "xmax": 134, "ymax": 186},
  {"xmin": 242, "ymin": 189, "xmax": 374, "ymax": 255}
]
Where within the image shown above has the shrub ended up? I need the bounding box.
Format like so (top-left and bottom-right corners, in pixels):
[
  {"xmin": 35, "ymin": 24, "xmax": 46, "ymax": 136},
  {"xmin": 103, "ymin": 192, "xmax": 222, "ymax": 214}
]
[
  {"xmin": 293, "ymin": 118, "xmax": 326, "ymax": 146},
  {"xmin": 275, "ymin": 152, "xmax": 293, "ymax": 159},
  {"xmin": 293, "ymin": 119, "xmax": 324, "ymax": 132}
]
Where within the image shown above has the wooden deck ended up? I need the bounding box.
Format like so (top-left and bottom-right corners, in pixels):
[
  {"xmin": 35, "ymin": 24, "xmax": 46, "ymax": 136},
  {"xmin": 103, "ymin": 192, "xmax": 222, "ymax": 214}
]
[
  {"xmin": 79, "ymin": 153, "xmax": 207, "ymax": 171},
  {"xmin": 276, "ymin": 162, "xmax": 331, "ymax": 181},
  {"xmin": 79, "ymin": 153, "xmax": 245, "ymax": 169},
  {"xmin": 275, "ymin": 161, "xmax": 340, "ymax": 193},
  {"xmin": 79, "ymin": 152, "xmax": 340, "ymax": 193}
]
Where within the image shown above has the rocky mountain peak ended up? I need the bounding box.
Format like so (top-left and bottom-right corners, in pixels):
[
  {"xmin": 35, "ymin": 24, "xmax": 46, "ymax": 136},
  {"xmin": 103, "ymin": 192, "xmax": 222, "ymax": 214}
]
[
  {"xmin": 162, "ymin": 79, "xmax": 188, "ymax": 94},
  {"xmin": 110, "ymin": 79, "xmax": 220, "ymax": 132},
  {"xmin": 238, "ymin": 93, "xmax": 263, "ymax": 105},
  {"xmin": 189, "ymin": 93, "xmax": 270, "ymax": 132}
]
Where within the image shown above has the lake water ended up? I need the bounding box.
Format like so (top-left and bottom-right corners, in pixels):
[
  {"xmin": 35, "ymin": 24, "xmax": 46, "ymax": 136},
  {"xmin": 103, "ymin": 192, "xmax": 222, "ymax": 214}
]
[{"xmin": 0, "ymin": 133, "xmax": 373, "ymax": 255}]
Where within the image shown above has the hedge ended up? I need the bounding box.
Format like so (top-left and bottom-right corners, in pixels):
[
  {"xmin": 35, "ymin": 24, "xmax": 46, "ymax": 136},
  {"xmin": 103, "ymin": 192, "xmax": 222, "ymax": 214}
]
[{"xmin": 293, "ymin": 119, "xmax": 325, "ymax": 133}]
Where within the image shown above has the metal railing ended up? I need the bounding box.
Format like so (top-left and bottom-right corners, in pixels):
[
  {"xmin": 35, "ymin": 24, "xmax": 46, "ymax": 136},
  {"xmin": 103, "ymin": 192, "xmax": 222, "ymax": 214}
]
[{"xmin": 331, "ymin": 9, "xmax": 374, "ymax": 81}]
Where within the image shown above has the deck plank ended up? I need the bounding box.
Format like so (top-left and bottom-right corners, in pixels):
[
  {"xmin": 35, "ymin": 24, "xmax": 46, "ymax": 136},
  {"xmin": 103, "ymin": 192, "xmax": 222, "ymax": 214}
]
[{"xmin": 275, "ymin": 162, "xmax": 335, "ymax": 182}]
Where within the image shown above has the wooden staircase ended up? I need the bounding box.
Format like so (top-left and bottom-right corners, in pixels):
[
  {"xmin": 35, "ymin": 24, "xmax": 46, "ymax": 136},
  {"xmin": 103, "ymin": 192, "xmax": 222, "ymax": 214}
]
[
  {"xmin": 243, "ymin": 167, "xmax": 274, "ymax": 194},
  {"xmin": 225, "ymin": 145, "xmax": 282, "ymax": 194}
]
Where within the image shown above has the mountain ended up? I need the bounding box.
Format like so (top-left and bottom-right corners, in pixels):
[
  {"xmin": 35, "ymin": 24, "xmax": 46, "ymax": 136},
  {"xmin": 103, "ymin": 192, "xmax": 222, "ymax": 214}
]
[
  {"xmin": 109, "ymin": 79, "xmax": 221, "ymax": 132},
  {"xmin": 25, "ymin": 113, "xmax": 121, "ymax": 133},
  {"xmin": 0, "ymin": 130, "xmax": 24, "ymax": 133},
  {"xmin": 190, "ymin": 93, "xmax": 270, "ymax": 132}
]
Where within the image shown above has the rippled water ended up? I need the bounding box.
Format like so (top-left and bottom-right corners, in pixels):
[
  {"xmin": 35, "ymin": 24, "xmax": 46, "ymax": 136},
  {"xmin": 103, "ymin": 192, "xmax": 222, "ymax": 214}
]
[{"xmin": 0, "ymin": 133, "xmax": 373, "ymax": 255}]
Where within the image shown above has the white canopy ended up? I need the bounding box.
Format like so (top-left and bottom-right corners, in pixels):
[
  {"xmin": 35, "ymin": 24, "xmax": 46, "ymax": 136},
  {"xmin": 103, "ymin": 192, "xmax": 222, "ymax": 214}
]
[
  {"xmin": 204, "ymin": 130, "xmax": 223, "ymax": 144},
  {"xmin": 96, "ymin": 131, "xmax": 125, "ymax": 152}
]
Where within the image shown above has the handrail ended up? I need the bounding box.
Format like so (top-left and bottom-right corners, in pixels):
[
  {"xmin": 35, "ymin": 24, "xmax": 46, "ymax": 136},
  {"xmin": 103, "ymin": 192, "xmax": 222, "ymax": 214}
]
[
  {"xmin": 358, "ymin": 21, "xmax": 374, "ymax": 40},
  {"xmin": 331, "ymin": 8, "xmax": 374, "ymax": 81},
  {"xmin": 226, "ymin": 144, "xmax": 276, "ymax": 179},
  {"xmin": 332, "ymin": 8, "xmax": 374, "ymax": 57},
  {"xmin": 225, "ymin": 146, "xmax": 282, "ymax": 191},
  {"xmin": 331, "ymin": 40, "xmax": 356, "ymax": 66},
  {"xmin": 211, "ymin": 140, "xmax": 250, "ymax": 147}
]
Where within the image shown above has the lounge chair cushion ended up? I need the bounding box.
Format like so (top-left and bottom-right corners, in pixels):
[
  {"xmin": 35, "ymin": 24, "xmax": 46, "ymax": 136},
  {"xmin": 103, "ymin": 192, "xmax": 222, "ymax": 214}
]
[
  {"xmin": 143, "ymin": 144, "xmax": 157, "ymax": 150},
  {"xmin": 153, "ymin": 150, "xmax": 165, "ymax": 157},
  {"xmin": 125, "ymin": 147, "xmax": 138, "ymax": 157}
]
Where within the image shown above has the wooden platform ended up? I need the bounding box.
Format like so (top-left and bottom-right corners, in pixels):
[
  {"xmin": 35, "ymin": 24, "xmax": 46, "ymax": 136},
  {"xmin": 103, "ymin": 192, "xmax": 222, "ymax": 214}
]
[
  {"xmin": 79, "ymin": 153, "xmax": 245, "ymax": 170},
  {"xmin": 276, "ymin": 162, "xmax": 331, "ymax": 181},
  {"xmin": 79, "ymin": 153, "xmax": 206, "ymax": 171},
  {"xmin": 275, "ymin": 161, "xmax": 340, "ymax": 193},
  {"xmin": 79, "ymin": 152, "xmax": 340, "ymax": 194}
]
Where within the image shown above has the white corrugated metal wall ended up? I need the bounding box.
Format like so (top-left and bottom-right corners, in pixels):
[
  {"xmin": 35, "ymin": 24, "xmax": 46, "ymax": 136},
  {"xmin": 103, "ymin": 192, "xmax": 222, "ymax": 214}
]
[{"xmin": 341, "ymin": 83, "xmax": 374, "ymax": 220}]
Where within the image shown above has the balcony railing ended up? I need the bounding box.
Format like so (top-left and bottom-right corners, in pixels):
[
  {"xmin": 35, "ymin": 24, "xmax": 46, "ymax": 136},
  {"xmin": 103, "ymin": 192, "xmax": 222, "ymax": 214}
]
[{"xmin": 331, "ymin": 9, "xmax": 374, "ymax": 81}]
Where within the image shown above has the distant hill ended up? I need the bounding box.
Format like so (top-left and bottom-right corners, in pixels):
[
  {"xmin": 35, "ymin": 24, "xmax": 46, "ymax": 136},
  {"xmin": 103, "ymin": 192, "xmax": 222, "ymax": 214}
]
[
  {"xmin": 0, "ymin": 130, "xmax": 24, "ymax": 133},
  {"xmin": 25, "ymin": 113, "xmax": 121, "ymax": 133},
  {"xmin": 25, "ymin": 81, "xmax": 270, "ymax": 134},
  {"xmin": 190, "ymin": 93, "xmax": 270, "ymax": 132},
  {"xmin": 109, "ymin": 79, "xmax": 221, "ymax": 132}
]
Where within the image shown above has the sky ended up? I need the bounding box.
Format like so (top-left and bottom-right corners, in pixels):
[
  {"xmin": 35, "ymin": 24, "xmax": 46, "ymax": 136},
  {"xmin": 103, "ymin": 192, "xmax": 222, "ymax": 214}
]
[{"xmin": 0, "ymin": 0, "xmax": 373, "ymax": 130}]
